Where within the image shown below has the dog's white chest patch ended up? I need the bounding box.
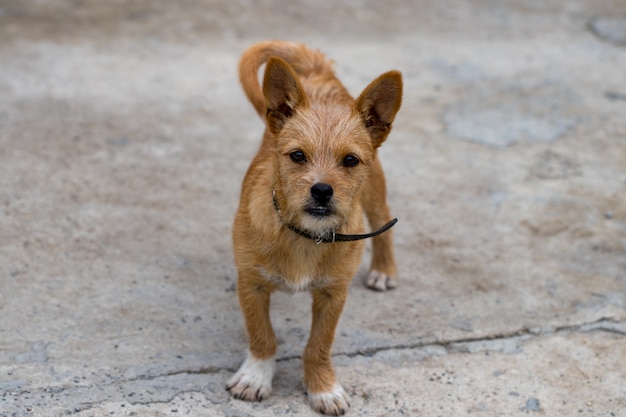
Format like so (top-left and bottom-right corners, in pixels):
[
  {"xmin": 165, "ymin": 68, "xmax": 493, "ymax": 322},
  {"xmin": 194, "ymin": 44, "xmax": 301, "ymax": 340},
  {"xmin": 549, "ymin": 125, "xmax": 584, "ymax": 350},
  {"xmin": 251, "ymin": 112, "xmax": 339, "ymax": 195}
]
[{"xmin": 259, "ymin": 269, "xmax": 326, "ymax": 292}]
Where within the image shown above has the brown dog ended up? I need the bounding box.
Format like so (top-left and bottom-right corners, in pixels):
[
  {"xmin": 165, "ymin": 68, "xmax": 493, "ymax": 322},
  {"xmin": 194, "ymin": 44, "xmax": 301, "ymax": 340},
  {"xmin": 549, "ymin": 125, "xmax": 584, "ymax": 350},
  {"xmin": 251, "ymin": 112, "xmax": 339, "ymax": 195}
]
[{"xmin": 227, "ymin": 41, "xmax": 402, "ymax": 415}]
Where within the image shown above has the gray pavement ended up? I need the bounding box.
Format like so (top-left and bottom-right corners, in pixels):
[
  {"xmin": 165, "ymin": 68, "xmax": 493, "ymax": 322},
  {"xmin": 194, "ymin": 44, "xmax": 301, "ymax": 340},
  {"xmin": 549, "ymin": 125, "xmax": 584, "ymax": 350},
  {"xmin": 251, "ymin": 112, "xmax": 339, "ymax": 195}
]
[{"xmin": 1, "ymin": 1, "xmax": 625, "ymax": 416}]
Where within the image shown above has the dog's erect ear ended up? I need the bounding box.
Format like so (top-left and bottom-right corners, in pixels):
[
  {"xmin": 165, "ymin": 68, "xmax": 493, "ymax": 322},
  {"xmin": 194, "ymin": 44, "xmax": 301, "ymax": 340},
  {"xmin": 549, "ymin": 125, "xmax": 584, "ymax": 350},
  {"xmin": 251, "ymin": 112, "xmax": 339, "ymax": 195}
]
[
  {"xmin": 263, "ymin": 57, "xmax": 308, "ymax": 135},
  {"xmin": 355, "ymin": 71, "xmax": 403, "ymax": 148}
]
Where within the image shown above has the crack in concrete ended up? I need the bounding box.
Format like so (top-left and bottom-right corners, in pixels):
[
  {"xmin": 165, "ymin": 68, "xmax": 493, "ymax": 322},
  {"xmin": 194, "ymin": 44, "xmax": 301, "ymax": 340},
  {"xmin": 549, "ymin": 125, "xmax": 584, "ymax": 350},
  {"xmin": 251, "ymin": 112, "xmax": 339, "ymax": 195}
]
[
  {"xmin": 125, "ymin": 390, "xmax": 209, "ymax": 407},
  {"xmin": 332, "ymin": 317, "xmax": 625, "ymax": 359},
  {"xmin": 64, "ymin": 390, "xmax": 212, "ymax": 414},
  {"xmin": 115, "ymin": 317, "xmax": 626, "ymax": 381},
  {"xmin": 123, "ymin": 365, "xmax": 233, "ymax": 383}
]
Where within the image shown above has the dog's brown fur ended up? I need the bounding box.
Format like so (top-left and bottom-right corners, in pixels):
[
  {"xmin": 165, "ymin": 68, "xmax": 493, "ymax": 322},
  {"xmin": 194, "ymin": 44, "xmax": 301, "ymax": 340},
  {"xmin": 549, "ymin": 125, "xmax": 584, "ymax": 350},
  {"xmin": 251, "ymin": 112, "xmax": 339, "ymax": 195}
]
[{"xmin": 227, "ymin": 41, "xmax": 402, "ymax": 415}]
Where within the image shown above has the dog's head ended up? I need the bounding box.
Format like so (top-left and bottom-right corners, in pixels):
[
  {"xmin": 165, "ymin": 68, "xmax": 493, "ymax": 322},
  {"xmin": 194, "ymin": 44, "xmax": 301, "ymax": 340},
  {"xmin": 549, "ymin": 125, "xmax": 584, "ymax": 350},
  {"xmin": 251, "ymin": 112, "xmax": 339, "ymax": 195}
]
[{"xmin": 263, "ymin": 57, "xmax": 402, "ymax": 239}]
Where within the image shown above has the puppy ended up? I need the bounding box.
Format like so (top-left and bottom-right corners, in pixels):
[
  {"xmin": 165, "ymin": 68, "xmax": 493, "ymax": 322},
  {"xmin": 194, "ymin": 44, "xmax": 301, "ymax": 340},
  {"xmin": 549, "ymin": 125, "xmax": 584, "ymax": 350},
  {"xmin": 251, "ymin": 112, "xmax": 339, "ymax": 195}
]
[{"xmin": 227, "ymin": 41, "xmax": 402, "ymax": 415}]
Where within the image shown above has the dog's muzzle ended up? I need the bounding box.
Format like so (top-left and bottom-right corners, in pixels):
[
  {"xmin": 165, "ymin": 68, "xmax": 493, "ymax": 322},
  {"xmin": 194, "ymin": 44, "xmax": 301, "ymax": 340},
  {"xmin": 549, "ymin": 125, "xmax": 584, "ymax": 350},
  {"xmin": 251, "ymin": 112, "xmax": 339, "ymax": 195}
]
[{"xmin": 307, "ymin": 183, "xmax": 335, "ymax": 217}]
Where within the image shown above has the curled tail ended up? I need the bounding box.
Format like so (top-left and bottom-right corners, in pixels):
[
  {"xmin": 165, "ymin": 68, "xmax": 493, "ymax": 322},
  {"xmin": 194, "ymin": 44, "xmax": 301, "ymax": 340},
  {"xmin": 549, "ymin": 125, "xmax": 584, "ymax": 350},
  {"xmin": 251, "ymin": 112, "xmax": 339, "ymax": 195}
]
[{"xmin": 238, "ymin": 41, "xmax": 332, "ymax": 118}]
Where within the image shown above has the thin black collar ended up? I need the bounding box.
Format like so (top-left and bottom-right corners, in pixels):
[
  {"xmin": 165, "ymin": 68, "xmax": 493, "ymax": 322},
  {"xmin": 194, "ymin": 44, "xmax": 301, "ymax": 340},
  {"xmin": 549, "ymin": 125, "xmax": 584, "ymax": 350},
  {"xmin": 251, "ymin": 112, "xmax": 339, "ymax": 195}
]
[{"xmin": 272, "ymin": 190, "xmax": 398, "ymax": 244}]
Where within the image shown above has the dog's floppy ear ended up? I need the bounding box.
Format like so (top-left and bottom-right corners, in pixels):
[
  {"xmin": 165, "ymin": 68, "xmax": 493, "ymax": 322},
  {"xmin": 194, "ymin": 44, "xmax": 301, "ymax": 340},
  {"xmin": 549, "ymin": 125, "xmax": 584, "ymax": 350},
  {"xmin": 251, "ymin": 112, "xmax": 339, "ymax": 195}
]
[
  {"xmin": 355, "ymin": 71, "xmax": 403, "ymax": 148},
  {"xmin": 263, "ymin": 57, "xmax": 308, "ymax": 135}
]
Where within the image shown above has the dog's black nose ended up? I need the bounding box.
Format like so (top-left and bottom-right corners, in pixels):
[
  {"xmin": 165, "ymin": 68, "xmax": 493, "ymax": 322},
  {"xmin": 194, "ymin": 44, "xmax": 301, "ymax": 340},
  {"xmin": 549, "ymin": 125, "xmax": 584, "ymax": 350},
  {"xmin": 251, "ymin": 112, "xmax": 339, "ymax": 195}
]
[{"xmin": 310, "ymin": 183, "xmax": 333, "ymax": 204}]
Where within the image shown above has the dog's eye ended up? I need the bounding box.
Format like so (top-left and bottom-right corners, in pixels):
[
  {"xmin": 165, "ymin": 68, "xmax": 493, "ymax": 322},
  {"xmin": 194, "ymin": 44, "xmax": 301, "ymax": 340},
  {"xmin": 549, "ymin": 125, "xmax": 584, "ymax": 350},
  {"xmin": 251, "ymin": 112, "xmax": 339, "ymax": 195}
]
[
  {"xmin": 289, "ymin": 150, "xmax": 307, "ymax": 164},
  {"xmin": 342, "ymin": 154, "xmax": 360, "ymax": 168}
]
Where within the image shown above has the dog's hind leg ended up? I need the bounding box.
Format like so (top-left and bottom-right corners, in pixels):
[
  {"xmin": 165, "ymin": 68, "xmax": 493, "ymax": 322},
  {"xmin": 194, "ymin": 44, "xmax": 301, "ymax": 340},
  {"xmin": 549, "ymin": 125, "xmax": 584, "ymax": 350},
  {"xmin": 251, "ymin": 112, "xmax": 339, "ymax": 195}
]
[{"xmin": 363, "ymin": 157, "xmax": 398, "ymax": 291}]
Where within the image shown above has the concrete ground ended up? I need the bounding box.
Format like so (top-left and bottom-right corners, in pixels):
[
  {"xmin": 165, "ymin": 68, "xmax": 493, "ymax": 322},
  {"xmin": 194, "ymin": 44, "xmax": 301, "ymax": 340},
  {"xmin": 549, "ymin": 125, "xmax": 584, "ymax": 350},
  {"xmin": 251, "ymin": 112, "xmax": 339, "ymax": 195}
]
[{"xmin": 1, "ymin": 1, "xmax": 625, "ymax": 416}]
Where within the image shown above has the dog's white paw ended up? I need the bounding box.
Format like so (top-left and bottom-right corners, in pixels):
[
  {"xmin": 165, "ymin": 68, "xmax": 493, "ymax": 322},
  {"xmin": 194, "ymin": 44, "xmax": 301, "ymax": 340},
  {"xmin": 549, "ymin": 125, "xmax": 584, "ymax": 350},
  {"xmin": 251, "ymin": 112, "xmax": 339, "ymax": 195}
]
[
  {"xmin": 226, "ymin": 352, "xmax": 275, "ymax": 402},
  {"xmin": 366, "ymin": 269, "xmax": 397, "ymax": 291},
  {"xmin": 308, "ymin": 383, "xmax": 350, "ymax": 416}
]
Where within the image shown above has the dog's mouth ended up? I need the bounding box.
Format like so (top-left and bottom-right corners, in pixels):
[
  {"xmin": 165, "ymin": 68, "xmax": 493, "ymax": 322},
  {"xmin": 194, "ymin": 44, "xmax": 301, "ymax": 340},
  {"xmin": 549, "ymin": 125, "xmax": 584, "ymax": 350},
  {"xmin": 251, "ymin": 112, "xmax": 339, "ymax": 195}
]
[{"xmin": 305, "ymin": 205, "xmax": 335, "ymax": 218}]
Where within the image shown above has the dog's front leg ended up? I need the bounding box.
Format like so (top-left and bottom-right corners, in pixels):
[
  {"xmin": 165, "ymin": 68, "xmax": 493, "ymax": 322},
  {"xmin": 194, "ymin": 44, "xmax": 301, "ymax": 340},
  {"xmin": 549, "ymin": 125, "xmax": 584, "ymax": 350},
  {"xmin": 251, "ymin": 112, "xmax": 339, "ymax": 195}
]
[
  {"xmin": 304, "ymin": 285, "xmax": 350, "ymax": 415},
  {"xmin": 227, "ymin": 269, "xmax": 277, "ymax": 402}
]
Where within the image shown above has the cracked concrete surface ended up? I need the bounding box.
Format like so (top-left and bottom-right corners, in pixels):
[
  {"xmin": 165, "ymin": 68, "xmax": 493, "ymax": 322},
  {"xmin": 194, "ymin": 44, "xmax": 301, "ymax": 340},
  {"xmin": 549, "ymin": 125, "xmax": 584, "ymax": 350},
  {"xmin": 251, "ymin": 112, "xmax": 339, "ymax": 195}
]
[{"xmin": 1, "ymin": 0, "xmax": 625, "ymax": 416}]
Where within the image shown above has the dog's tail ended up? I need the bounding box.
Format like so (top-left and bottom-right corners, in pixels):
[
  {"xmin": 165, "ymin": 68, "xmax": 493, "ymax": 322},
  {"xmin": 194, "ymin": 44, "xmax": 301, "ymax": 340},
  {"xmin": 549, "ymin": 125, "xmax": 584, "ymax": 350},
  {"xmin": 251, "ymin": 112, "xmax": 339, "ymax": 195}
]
[{"xmin": 239, "ymin": 41, "xmax": 331, "ymax": 118}]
